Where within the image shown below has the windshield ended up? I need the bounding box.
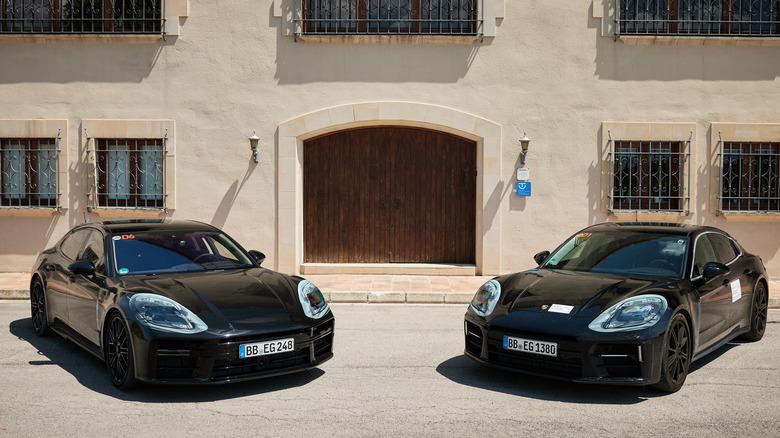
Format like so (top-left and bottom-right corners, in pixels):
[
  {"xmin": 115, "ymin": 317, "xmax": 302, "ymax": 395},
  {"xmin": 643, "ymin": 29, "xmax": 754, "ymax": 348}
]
[
  {"xmin": 111, "ymin": 230, "xmax": 255, "ymax": 275},
  {"xmin": 542, "ymin": 230, "xmax": 688, "ymax": 279}
]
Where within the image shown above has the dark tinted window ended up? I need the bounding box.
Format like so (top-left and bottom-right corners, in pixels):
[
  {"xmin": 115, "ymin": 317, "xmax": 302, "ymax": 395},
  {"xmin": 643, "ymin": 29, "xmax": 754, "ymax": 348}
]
[
  {"xmin": 78, "ymin": 230, "xmax": 105, "ymax": 272},
  {"xmin": 709, "ymin": 233, "xmax": 739, "ymax": 264},
  {"xmin": 60, "ymin": 229, "xmax": 90, "ymax": 261}
]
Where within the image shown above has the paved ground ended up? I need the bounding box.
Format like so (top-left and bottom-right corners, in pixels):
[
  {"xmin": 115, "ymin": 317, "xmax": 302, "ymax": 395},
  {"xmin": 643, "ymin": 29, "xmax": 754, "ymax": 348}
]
[
  {"xmin": 1, "ymin": 302, "xmax": 778, "ymax": 437},
  {"xmin": 1, "ymin": 272, "xmax": 779, "ymax": 307}
]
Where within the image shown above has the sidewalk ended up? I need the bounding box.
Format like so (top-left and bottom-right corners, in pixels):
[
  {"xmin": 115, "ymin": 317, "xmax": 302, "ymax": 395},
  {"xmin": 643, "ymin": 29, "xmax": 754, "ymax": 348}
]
[{"xmin": 1, "ymin": 272, "xmax": 779, "ymax": 308}]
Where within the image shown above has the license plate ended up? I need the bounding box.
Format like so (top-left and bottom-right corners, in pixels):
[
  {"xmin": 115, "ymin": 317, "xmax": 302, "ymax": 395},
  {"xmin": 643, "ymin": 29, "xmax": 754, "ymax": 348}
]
[
  {"xmin": 503, "ymin": 335, "xmax": 557, "ymax": 357},
  {"xmin": 239, "ymin": 338, "xmax": 295, "ymax": 358}
]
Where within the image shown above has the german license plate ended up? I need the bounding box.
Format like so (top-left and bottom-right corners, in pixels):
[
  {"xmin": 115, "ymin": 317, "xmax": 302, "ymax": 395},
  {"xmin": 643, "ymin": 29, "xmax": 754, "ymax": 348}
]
[
  {"xmin": 239, "ymin": 338, "xmax": 294, "ymax": 358},
  {"xmin": 503, "ymin": 335, "xmax": 557, "ymax": 357}
]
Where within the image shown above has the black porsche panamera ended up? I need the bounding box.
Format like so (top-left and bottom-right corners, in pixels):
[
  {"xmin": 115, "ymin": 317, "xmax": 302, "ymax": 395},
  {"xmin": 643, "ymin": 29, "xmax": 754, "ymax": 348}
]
[
  {"xmin": 30, "ymin": 219, "xmax": 334, "ymax": 389},
  {"xmin": 464, "ymin": 223, "xmax": 769, "ymax": 392}
]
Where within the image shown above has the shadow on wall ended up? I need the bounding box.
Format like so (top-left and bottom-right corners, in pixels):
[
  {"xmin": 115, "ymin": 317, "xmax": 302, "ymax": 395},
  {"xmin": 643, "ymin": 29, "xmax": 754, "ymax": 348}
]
[
  {"xmin": 588, "ymin": 3, "xmax": 780, "ymax": 82},
  {"xmin": 210, "ymin": 161, "xmax": 258, "ymax": 229},
  {"xmin": 0, "ymin": 39, "xmax": 169, "ymax": 84},
  {"xmin": 270, "ymin": 3, "xmax": 483, "ymax": 84}
]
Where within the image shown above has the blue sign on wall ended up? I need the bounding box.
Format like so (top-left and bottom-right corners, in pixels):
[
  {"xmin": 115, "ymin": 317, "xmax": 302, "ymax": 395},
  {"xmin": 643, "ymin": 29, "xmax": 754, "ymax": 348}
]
[{"xmin": 516, "ymin": 182, "xmax": 531, "ymax": 197}]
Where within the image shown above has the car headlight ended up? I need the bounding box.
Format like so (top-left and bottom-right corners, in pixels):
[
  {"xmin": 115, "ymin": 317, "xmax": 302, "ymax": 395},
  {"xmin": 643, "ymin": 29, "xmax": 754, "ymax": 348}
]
[
  {"xmin": 298, "ymin": 280, "xmax": 330, "ymax": 319},
  {"xmin": 129, "ymin": 293, "xmax": 208, "ymax": 334},
  {"xmin": 588, "ymin": 295, "xmax": 668, "ymax": 332},
  {"xmin": 470, "ymin": 279, "xmax": 501, "ymax": 317}
]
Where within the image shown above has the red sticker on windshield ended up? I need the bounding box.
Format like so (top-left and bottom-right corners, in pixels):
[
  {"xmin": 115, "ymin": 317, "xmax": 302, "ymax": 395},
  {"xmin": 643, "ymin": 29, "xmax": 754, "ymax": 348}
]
[{"xmin": 122, "ymin": 234, "xmax": 135, "ymax": 240}]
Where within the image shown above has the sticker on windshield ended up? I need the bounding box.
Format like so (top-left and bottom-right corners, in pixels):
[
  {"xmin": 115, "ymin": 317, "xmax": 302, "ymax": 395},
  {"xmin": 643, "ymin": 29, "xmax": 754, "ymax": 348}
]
[
  {"xmin": 112, "ymin": 236, "xmax": 122, "ymax": 241},
  {"xmin": 118, "ymin": 268, "xmax": 129, "ymax": 275},
  {"xmin": 577, "ymin": 233, "xmax": 592, "ymax": 238},
  {"xmin": 548, "ymin": 304, "xmax": 574, "ymax": 314},
  {"xmin": 731, "ymin": 279, "xmax": 741, "ymax": 302}
]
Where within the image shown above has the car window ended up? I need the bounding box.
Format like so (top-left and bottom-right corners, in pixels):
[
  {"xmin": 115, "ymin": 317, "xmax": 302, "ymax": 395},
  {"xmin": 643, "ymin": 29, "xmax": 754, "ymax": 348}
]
[
  {"xmin": 111, "ymin": 230, "xmax": 254, "ymax": 275},
  {"xmin": 60, "ymin": 229, "xmax": 90, "ymax": 261},
  {"xmin": 78, "ymin": 230, "xmax": 105, "ymax": 273},
  {"xmin": 708, "ymin": 233, "xmax": 739, "ymax": 265},
  {"xmin": 692, "ymin": 235, "xmax": 718, "ymax": 278}
]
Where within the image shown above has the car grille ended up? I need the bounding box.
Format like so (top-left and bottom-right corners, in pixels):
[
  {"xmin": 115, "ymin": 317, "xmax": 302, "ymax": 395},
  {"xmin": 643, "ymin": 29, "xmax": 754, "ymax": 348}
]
[
  {"xmin": 485, "ymin": 330, "xmax": 583, "ymax": 379},
  {"xmin": 464, "ymin": 321, "xmax": 483, "ymax": 357},
  {"xmin": 152, "ymin": 320, "xmax": 335, "ymax": 382},
  {"xmin": 592, "ymin": 343, "xmax": 642, "ymax": 378}
]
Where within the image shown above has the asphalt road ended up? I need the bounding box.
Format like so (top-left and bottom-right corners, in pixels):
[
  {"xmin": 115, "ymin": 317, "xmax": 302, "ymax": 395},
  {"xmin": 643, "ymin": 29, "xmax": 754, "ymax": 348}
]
[{"xmin": 1, "ymin": 302, "xmax": 779, "ymax": 437}]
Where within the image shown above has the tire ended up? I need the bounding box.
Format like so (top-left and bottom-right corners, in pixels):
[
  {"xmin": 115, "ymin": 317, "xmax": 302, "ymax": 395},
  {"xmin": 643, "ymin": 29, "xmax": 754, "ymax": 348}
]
[
  {"xmin": 652, "ymin": 313, "xmax": 692, "ymax": 393},
  {"xmin": 105, "ymin": 313, "xmax": 137, "ymax": 390},
  {"xmin": 742, "ymin": 282, "xmax": 768, "ymax": 342},
  {"xmin": 30, "ymin": 278, "xmax": 52, "ymax": 336}
]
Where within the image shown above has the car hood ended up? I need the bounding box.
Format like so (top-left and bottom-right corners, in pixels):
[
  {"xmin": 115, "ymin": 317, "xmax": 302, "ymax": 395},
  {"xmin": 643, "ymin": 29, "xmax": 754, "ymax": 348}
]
[
  {"xmin": 497, "ymin": 269, "xmax": 673, "ymax": 319},
  {"xmin": 111, "ymin": 268, "xmax": 305, "ymax": 334}
]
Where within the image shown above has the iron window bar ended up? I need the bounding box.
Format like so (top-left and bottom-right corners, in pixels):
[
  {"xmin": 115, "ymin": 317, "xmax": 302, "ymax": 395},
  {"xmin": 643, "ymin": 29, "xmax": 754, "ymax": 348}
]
[
  {"xmin": 85, "ymin": 128, "xmax": 168, "ymax": 212},
  {"xmin": 616, "ymin": 0, "xmax": 780, "ymax": 37},
  {"xmin": 293, "ymin": 0, "xmax": 483, "ymax": 40},
  {"xmin": 0, "ymin": 129, "xmax": 61, "ymax": 210},
  {"xmin": 717, "ymin": 132, "xmax": 780, "ymax": 214},
  {"xmin": 0, "ymin": 0, "xmax": 166, "ymax": 37},
  {"xmin": 608, "ymin": 131, "xmax": 692, "ymax": 214}
]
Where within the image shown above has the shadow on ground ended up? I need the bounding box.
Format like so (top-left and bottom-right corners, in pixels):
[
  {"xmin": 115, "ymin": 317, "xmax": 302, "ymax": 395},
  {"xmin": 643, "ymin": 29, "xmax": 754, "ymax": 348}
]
[
  {"xmin": 9, "ymin": 318, "xmax": 325, "ymax": 402},
  {"xmin": 436, "ymin": 342, "xmax": 741, "ymax": 404}
]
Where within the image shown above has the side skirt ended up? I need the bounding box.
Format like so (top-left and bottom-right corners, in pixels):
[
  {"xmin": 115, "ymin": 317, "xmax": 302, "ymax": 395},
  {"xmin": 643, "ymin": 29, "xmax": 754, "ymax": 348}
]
[{"xmin": 50, "ymin": 318, "xmax": 104, "ymax": 361}]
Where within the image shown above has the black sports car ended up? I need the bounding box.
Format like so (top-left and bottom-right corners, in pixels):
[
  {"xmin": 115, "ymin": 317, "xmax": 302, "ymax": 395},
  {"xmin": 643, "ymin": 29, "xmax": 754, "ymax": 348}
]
[
  {"xmin": 464, "ymin": 223, "xmax": 769, "ymax": 392},
  {"xmin": 30, "ymin": 219, "xmax": 334, "ymax": 389}
]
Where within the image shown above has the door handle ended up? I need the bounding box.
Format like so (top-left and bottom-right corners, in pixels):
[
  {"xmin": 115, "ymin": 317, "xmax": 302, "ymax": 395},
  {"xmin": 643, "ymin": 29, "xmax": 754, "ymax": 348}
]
[
  {"xmin": 393, "ymin": 199, "xmax": 400, "ymax": 209},
  {"xmin": 380, "ymin": 199, "xmax": 386, "ymax": 209}
]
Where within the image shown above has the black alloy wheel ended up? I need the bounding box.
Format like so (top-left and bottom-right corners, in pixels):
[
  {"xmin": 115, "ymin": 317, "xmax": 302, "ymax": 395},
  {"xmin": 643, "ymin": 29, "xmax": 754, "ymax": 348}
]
[
  {"xmin": 653, "ymin": 314, "xmax": 691, "ymax": 393},
  {"xmin": 30, "ymin": 279, "xmax": 52, "ymax": 336},
  {"xmin": 743, "ymin": 282, "xmax": 768, "ymax": 342},
  {"xmin": 105, "ymin": 313, "xmax": 137, "ymax": 389}
]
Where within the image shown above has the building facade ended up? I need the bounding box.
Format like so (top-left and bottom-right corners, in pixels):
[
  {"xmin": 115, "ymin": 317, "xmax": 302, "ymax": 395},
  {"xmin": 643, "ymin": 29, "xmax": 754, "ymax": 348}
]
[{"xmin": 1, "ymin": 0, "xmax": 779, "ymax": 278}]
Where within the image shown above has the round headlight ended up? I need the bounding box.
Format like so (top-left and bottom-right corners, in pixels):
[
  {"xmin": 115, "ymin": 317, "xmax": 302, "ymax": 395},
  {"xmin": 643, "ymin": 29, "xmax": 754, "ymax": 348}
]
[
  {"xmin": 470, "ymin": 279, "xmax": 501, "ymax": 317},
  {"xmin": 588, "ymin": 295, "xmax": 668, "ymax": 332},
  {"xmin": 129, "ymin": 294, "xmax": 208, "ymax": 334}
]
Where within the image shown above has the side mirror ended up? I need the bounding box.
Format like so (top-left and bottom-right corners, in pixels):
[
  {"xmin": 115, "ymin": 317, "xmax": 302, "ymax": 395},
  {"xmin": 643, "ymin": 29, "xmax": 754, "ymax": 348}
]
[
  {"xmin": 68, "ymin": 260, "xmax": 96, "ymax": 278},
  {"xmin": 248, "ymin": 250, "xmax": 266, "ymax": 266},
  {"xmin": 702, "ymin": 262, "xmax": 730, "ymax": 280},
  {"xmin": 533, "ymin": 250, "xmax": 550, "ymax": 266}
]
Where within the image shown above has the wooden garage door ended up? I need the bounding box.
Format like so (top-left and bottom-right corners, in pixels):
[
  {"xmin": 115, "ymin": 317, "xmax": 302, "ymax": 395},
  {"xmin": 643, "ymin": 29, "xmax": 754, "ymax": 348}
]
[{"xmin": 304, "ymin": 127, "xmax": 476, "ymax": 264}]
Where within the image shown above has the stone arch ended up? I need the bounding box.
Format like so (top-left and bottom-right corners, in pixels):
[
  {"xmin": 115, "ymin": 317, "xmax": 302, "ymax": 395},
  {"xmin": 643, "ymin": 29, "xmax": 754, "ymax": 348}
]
[{"xmin": 277, "ymin": 102, "xmax": 502, "ymax": 275}]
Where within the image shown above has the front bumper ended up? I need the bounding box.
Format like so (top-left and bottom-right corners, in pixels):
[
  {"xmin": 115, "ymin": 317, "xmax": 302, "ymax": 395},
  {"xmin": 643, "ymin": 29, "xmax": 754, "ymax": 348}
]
[
  {"xmin": 131, "ymin": 316, "xmax": 335, "ymax": 384},
  {"xmin": 464, "ymin": 314, "xmax": 667, "ymax": 386}
]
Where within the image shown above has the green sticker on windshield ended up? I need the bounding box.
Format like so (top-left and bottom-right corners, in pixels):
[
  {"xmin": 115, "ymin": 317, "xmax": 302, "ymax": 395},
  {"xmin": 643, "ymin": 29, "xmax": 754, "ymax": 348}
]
[{"xmin": 119, "ymin": 268, "xmax": 129, "ymax": 275}]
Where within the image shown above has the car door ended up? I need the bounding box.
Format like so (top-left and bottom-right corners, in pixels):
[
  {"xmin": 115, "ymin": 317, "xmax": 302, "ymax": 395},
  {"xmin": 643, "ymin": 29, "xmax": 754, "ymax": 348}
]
[
  {"xmin": 691, "ymin": 233, "xmax": 734, "ymax": 351},
  {"xmin": 66, "ymin": 229, "xmax": 106, "ymax": 346},
  {"xmin": 708, "ymin": 232, "xmax": 749, "ymax": 330},
  {"xmin": 45, "ymin": 229, "xmax": 91, "ymax": 325}
]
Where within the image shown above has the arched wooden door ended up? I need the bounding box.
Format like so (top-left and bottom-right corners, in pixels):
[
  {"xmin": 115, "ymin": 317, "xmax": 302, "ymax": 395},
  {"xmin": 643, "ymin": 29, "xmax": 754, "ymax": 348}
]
[{"xmin": 303, "ymin": 127, "xmax": 476, "ymax": 264}]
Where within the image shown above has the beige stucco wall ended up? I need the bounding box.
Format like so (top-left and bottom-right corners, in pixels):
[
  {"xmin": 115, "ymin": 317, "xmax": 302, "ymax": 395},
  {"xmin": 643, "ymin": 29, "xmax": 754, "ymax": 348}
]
[{"xmin": 1, "ymin": 0, "xmax": 779, "ymax": 279}]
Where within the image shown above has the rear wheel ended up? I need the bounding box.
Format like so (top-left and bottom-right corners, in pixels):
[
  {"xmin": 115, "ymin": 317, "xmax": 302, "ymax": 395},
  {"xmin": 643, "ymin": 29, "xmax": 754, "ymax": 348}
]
[
  {"xmin": 30, "ymin": 279, "xmax": 52, "ymax": 336},
  {"xmin": 105, "ymin": 313, "xmax": 137, "ymax": 390},
  {"xmin": 743, "ymin": 282, "xmax": 768, "ymax": 342},
  {"xmin": 652, "ymin": 313, "xmax": 691, "ymax": 393}
]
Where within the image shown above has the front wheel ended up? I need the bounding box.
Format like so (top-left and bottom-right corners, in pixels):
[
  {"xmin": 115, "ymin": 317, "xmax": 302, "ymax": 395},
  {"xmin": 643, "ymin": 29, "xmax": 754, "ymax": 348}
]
[
  {"xmin": 105, "ymin": 313, "xmax": 137, "ymax": 390},
  {"xmin": 742, "ymin": 282, "xmax": 768, "ymax": 342},
  {"xmin": 30, "ymin": 279, "xmax": 52, "ymax": 336},
  {"xmin": 652, "ymin": 313, "xmax": 691, "ymax": 393}
]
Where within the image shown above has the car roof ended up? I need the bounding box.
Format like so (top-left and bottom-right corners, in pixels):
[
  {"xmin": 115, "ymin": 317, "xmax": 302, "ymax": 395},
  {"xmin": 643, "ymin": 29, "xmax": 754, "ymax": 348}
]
[
  {"xmin": 76, "ymin": 219, "xmax": 219, "ymax": 234},
  {"xmin": 583, "ymin": 222, "xmax": 726, "ymax": 237}
]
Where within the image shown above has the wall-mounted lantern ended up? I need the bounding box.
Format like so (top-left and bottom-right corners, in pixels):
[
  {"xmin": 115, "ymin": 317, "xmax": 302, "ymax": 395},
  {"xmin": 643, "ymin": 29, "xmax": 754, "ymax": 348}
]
[
  {"xmin": 249, "ymin": 131, "xmax": 260, "ymax": 163},
  {"xmin": 519, "ymin": 133, "xmax": 531, "ymax": 165}
]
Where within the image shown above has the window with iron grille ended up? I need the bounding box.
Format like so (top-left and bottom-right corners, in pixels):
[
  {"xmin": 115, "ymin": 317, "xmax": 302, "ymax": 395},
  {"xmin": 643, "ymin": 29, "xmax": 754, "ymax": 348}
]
[
  {"xmin": 0, "ymin": 137, "xmax": 59, "ymax": 208},
  {"xmin": 618, "ymin": 0, "xmax": 779, "ymax": 36},
  {"xmin": 609, "ymin": 140, "xmax": 690, "ymax": 212},
  {"xmin": 0, "ymin": 0, "xmax": 163, "ymax": 34},
  {"xmin": 719, "ymin": 141, "xmax": 780, "ymax": 212},
  {"xmin": 298, "ymin": 0, "xmax": 479, "ymax": 36},
  {"xmin": 89, "ymin": 137, "xmax": 166, "ymax": 210}
]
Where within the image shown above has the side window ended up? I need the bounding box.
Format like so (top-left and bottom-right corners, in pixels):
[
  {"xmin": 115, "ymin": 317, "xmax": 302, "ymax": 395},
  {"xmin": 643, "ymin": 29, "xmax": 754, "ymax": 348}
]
[
  {"xmin": 60, "ymin": 229, "xmax": 90, "ymax": 261},
  {"xmin": 692, "ymin": 235, "xmax": 717, "ymax": 278},
  {"xmin": 78, "ymin": 230, "xmax": 106, "ymax": 273},
  {"xmin": 709, "ymin": 233, "xmax": 738, "ymax": 265}
]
